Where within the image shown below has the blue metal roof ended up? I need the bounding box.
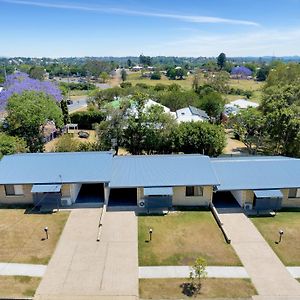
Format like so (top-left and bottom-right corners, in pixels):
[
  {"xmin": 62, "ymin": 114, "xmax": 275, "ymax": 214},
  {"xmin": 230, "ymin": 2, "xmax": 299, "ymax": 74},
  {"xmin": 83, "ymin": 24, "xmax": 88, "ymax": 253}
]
[
  {"xmin": 211, "ymin": 156, "xmax": 300, "ymax": 191},
  {"xmin": 110, "ymin": 154, "xmax": 219, "ymax": 188},
  {"xmin": 31, "ymin": 184, "xmax": 62, "ymax": 193},
  {"xmin": 254, "ymin": 190, "xmax": 283, "ymax": 198},
  {"xmin": 0, "ymin": 152, "xmax": 113, "ymax": 184},
  {"xmin": 144, "ymin": 187, "xmax": 173, "ymax": 196}
]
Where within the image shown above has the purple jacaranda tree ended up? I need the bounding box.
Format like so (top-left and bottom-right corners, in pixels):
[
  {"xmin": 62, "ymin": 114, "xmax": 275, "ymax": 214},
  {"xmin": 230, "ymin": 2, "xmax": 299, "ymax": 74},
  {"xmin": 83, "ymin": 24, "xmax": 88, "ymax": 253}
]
[
  {"xmin": 0, "ymin": 72, "xmax": 62, "ymax": 111},
  {"xmin": 231, "ymin": 66, "xmax": 252, "ymax": 77}
]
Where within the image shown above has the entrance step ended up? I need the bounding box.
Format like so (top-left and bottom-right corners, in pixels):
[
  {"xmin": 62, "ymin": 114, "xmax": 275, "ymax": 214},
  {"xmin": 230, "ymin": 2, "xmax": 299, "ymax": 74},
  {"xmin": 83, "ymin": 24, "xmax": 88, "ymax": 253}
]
[{"xmin": 71, "ymin": 202, "xmax": 103, "ymax": 209}]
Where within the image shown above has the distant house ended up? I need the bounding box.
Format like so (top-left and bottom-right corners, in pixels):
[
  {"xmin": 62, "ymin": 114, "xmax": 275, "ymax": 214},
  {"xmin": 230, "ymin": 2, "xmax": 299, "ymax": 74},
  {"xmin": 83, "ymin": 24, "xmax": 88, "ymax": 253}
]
[
  {"xmin": 176, "ymin": 106, "xmax": 209, "ymax": 123},
  {"xmin": 0, "ymin": 87, "xmax": 3, "ymax": 93},
  {"xmin": 224, "ymin": 99, "xmax": 259, "ymax": 116},
  {"xmin": 106, "ymin": 98, "xmax": 175, "ymax": 119},
  {"xmin": 132, "ymin": 65, "xmax": 143, "ymax": 72}
]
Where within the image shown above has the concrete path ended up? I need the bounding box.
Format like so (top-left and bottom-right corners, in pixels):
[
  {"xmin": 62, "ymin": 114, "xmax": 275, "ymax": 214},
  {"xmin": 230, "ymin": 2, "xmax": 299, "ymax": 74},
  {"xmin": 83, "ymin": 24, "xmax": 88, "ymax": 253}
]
[
  {"xmin": 0, "ymin": 262, "xmax": 46, "ymax": 277},
  {"xmin": 1, "ymin": 261, "xmax": 299, "ymax": 280},
  {"xmin": 34, "ymin": 208, "xmax": 138, "ymax": 300},
  {"xmin": 218, "ymin": 212, "xmax": 300, "ymax": 298},
  {"xmin": 139, "ymin": 266, "xmax": 249, "ymax": 279}
]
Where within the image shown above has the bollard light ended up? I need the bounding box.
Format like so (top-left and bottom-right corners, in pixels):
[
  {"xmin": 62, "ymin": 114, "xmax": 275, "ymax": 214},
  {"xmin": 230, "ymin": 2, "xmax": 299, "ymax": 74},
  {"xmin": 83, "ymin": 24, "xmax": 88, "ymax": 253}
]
[
  {"xmin": 278, "ymin": 229, "xmax": 283, "ymax": 243},
  {"xmin": 44, "ymin": 227, "xmax": 49, "ymax": 240},
  {"xmin": 149, "ymin": 228, "xmax": 153, "ymax": 241}
]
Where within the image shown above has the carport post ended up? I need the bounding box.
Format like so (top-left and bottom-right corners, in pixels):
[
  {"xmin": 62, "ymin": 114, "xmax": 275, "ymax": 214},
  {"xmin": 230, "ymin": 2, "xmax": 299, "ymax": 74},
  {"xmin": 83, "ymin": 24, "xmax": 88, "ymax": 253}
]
[{"xmin": 104, "ymin": 183, "xmax": 110, "ymax": 206}]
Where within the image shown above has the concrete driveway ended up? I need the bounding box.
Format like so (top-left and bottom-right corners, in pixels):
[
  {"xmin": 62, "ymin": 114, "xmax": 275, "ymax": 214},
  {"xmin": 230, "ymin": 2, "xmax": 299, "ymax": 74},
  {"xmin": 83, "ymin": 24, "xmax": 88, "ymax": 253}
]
[
  {"xmin": 35, "ymin": 208, "xmax": 138, "ymax": 300},
  {"xmin": 218, "ymin": 212, "xmax": 300, "ymax": 298}
]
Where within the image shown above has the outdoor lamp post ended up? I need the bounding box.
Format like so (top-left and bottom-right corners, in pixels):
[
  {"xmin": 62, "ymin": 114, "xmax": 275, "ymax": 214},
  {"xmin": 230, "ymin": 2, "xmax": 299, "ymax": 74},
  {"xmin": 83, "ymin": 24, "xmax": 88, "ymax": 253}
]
[
  {"xmin": 278, "ymin": 229, "xmax": 284, "ymax": 243},
  {"xmin": 149, "ymin": 228, "xmax": 153, "ymax": 241},
  {"xmin": 44, "ymin": 227, "xmax": 49, "ymax": 240}
]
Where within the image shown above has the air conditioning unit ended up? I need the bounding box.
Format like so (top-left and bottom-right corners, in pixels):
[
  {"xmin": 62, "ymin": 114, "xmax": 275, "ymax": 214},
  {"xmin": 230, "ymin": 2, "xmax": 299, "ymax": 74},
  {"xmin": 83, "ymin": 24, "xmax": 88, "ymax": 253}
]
[
  {"xmin": 138, "ymin": 199, "xmax": 146, "ymax": 208},
  {"xmin": 244, "ymin": 203, "xmax": 253, "ymax": 210},
  {"xmin": 61, "ymin": 197, "xmax": 72, "ymax": 207}
]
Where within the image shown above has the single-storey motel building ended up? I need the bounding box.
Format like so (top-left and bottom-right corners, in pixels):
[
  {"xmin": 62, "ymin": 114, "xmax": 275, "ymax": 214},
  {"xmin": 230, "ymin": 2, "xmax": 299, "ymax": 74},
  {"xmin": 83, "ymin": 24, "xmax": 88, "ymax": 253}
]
[{"xmin": 0, "ymin": 152, "xmax": 299, "ymax": 210}]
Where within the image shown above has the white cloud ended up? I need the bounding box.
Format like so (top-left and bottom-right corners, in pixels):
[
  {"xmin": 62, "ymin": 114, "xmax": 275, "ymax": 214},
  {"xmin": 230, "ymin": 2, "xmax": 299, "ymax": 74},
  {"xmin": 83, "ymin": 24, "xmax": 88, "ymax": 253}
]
[
  {"xmin": 148, "ymin": 28, "xmax": 300, "ymax": 57},
  {"xmin": 1, "ymin": 0, "xmax": 259, "ymax": 26}
]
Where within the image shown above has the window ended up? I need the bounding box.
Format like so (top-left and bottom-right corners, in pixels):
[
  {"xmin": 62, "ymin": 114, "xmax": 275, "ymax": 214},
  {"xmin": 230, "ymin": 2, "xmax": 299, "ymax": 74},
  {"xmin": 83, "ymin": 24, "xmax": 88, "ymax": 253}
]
[
  {"xmin": 185, "ymin": 186, "xmax": 203, "ymax": 197},
  {"xmin": 4, "ymin": 185, "xmax": 23, "ymax": 196},
  {"xmin": 288, "ymin": 188, "xmax": 298, "ymax": 198}
]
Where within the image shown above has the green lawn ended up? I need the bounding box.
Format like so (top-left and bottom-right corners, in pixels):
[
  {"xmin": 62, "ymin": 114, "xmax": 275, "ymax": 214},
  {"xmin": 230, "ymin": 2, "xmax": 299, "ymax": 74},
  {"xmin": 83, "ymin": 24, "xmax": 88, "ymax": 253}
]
[
  {"xmin": 138, "ymin": 211, "xmax": 241, "ymax": 266},
  {"xmin": 0, "ymin": 208, "xmax": 69, "ymax": 264},
  {"xmin": 127, "ymin": 72, "xmax": 193, "ymax": 90},
  {"xmin": 139, "ymin": 278, "xmax": 257, "ymax": 299},
  {"xmin": 228, "ymin": 79, "xmax": 263, "ymax": 103},
  {"xmin": 0, "ymin": 276, "xmax": 41, "ymax": 298},
  {"xmin": 251, "ymin": 210, "xmax": 300, "ymax": 266}
]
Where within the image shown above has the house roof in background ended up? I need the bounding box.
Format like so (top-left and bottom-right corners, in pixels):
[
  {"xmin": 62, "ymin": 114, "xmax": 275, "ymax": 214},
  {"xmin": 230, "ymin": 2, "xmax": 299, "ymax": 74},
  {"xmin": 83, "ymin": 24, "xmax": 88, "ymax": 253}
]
[
  {"xmin": 0, "ymin": 152, "xmax": 113, "ymax": 184},
  {"xmin": 227, "ymin": 99, "xmax": 259, "ymax": 109},
  {"xmin": 211, "ymin": 156, "xmax": 300, "ymax": 191},
  {"xmin": 110, "ymin": 154, "xmax": 219, "ymax": 188}
]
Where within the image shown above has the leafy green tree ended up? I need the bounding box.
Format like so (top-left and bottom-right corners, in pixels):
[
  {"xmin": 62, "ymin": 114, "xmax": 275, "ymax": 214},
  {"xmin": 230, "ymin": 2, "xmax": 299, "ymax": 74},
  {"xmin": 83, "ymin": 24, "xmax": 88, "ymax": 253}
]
[
  {"xmin": 231, "ymin": 108, "xmax": 266, "ymax": 154},
  {"xmin": 5, "ymin": 91, "xmax": 63, "ymax": 152},
  {"xmin": 122, "ymin": 95, "xmax": 147, "ymax": 155},
  {"xmin": 139, "ymin": 54, "xmax": 152, "ymax": 66},
  {"xmin": 172, "ymin": 122, "xmax": 226, "ymax": 156},
  {"xmin": 60, "ymin": 100, "xmax": 70, "ymax": 125},
  {"xmin": 142, "ymin": 105, "xmax": 176, "ymax": 154},
  {"xmin": 54, "ymin": 134, "xmax": 79, "ymax": 152},
  {"xmin": 204, "ymin": 71, "xmax": 229, "ymax": 93},
  {"xmin": 166, "ymin": 68, "xmax": 176, "ymax": 80},
  {"xmin": 121, "ymin": 69, "xmax": 127, "ymax": 82},
  {"xmin": 96, "ymin": 99, "xmax": 131, "ymax": 154},
  {"xmin": 198, "ymin": 92, "xmax": 225, "ymax": 122},
  {"xmin": 217, "ymin": 53, "xmax": 226, "ymax": 70},
  {"xmin": 29, "ymin": 66, "xmax": 45, "ymax": 80},
  {"xmin": 127, "ymin": 59, "xmax": 132, "ymax": 67},
  {"xmin": 99, "ymin": 72, "xmax": 109, "ymax": 83},
  {"xmin": 256, "ymin": 66, "xmax": 270, "ymax": 81},
  {"xmin": 150, "ymin": 71, "xmax": 161, "ymax": 80},
  {"xmin": 0, "ymin": 133, "xmax": 27, "ymax": 158}
]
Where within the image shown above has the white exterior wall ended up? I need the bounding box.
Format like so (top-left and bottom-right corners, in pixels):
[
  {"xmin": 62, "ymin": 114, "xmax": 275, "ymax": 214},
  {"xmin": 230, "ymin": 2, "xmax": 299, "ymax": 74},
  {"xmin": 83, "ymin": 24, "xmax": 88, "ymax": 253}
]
[
  {"xmin": 172, "ymin": 186, "xmax": 212, "ymax": 206},
  {"xmin": 281, "ymin": 189, "xmax": 300, "ymax": 208},
  {"xmin": 69, "ymin": 183, "xmax": 82, "ymax": 203},
  {"xmin": 231, "ymin": 190, "xmax": 254, "ymax": 208},
  {"xmin": 231, "ymin": 190, "xmax": 243, "ymax": 207},
  {"xmin": 0, "ymin": 184, "xmax": 33, "ymax": 205},
  {"xmin": 137, "ymin": 188, "xmax": 144, "ymax": 203}
]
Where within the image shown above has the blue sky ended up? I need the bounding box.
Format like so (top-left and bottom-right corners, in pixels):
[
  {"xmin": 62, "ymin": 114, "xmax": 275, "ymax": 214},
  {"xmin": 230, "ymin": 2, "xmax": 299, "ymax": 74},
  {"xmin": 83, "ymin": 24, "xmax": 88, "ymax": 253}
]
[{"xmin": 1, "ymin": 0, "xmax": 300, "ymax": 57}]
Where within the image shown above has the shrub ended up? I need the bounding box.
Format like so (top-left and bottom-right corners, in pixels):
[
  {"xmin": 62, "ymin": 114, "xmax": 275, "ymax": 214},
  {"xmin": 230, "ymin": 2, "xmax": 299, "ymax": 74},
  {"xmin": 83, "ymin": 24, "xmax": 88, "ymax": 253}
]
[
  {"xmin": 70, "ymin": 111, "xmax": 105, "ymax": 129},
  {"xmin": 120, "ymin": 82, "xmax": 132, "ymax": 88},
  {"xmin": 150, "ymin": 71, "xmax": 161, "ymax": 80}
]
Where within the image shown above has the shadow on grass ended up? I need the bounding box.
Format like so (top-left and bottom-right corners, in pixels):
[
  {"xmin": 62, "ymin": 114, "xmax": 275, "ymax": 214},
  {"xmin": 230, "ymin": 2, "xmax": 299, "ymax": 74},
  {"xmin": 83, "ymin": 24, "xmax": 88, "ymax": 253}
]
[{"xmin": 180, "ymin": 282, "xmax": 201, "ymax": 297}]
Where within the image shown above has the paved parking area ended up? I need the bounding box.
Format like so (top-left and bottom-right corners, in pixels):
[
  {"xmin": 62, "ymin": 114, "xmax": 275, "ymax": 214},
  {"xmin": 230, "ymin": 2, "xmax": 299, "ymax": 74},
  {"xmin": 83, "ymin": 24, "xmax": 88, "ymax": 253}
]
[{"xmin": 35, "ymin": 208, "xmax": 138, "ymax": 300}]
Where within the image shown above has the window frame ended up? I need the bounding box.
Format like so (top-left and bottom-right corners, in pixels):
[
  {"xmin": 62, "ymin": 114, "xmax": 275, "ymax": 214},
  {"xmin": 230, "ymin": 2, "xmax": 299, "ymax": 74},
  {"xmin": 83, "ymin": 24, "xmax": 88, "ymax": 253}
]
[
  {"xmin": 4, "ymin": 184, "xmax": 24, "ymax": 196},
  {"xmin": 185, "ymin": 186, "xmax": 204, "ymax": 197}
]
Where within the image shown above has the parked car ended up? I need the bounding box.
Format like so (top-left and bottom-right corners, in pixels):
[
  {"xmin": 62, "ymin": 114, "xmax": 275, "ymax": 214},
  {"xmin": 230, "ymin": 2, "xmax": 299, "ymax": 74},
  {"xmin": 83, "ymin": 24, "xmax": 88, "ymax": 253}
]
[
  {"xmin": 78, "ymin": 131, "xmax": 89, "ymax": 139},
  {"xmin": 67, "ymin": 99, "xmax": 73, "ymax": 105}
]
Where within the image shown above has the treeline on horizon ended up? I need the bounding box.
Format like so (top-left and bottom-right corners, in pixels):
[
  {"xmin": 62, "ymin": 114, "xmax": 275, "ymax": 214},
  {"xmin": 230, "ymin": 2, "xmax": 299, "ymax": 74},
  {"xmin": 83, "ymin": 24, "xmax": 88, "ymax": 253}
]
[{"xmin": 1, "ymin": 54, "xmax": 300, "ymax": 67}]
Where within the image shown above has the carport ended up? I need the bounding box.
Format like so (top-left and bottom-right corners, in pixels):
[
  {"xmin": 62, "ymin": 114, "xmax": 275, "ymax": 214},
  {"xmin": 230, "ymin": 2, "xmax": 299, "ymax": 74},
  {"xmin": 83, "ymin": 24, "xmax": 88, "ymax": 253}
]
[
  {"xmin": 76, "ymin": 183, "xmax": 105, "ymax": 203},
  {"xmin": 108, "ymin": 188, "xmax": 137, "ymax": 206},
  {"xmin": 212, "ymin": 191, "xmax": 241, "ymax": 208}
]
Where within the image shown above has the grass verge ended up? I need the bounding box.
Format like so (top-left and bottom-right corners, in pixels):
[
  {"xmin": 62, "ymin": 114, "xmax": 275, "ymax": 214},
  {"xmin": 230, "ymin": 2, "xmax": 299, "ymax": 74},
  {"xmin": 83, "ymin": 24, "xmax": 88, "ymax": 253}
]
[
  {"xmin": 0, "ymin": 276, "xmax": 41, "ymax": 298},
  {"xmin": 251, "ymin": 210, "xmax": 300, "ymax": 265},
  {"xmin": 139, "ymin": 278, "xmax": 257, "ymax": 299},
  {"xmin": 0, "ymin": 208, "xmax": 69, "ymax": 264},
  {"xmin": 138, "ymin": 211, "xmax": 241, "ymax": 266}
]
